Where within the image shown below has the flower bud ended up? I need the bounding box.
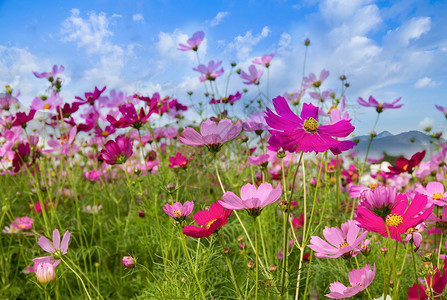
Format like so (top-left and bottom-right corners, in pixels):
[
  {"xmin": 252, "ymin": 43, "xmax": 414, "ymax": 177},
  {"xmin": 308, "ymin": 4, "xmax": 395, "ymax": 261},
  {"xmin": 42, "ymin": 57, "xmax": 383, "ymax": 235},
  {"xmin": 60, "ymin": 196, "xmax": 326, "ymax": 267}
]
[
  {"xmin": 269, "ymin": 265, "xmax": 277, "ymax": 272},
  {"xmin": 138, "ymin": 210, "xmax": 145, "ymax": 218},
  {"xmin": 380, "ymin": 247, "xmax": 388, "ymax": 253},
  {"xmin": 36, "ymin": 263, "xmax": 56, "ymax": 285},
  {"xmin": 304, "ymin": 38, "xmax": 310, "ymax": 46},
  {"xmin": 247, "ymin": 260, "xmax": 255, "ymax": 269},
  {"xmin": 230, "ymin": 62, "xmax": 237, "ymax": 67},
  {"xmin": 223, "ymin": 248, "xmax": 231, "ymax": 255},
  {"xmin": 122, "ymin": 256, "xmax": 135, "ymax": 269},
  {"xmin": 166, "ymin": 183, "xmax": 176, "ymax": 192}
]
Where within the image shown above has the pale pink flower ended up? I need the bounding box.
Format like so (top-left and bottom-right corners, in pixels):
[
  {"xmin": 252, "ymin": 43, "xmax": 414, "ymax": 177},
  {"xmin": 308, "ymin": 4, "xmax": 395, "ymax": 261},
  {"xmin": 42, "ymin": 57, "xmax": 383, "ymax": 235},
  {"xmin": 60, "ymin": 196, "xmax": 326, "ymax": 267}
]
[
  {"xmin": 326, "ymin": 264, "xmax": 376, "ymax": 299},
  {"xmin": 33, "ymin": 229, "xmax": 70, "ymax": 266},
  {"xmin": 252, "ymin": 52, "xmax": 275, "ymax": 68},
  {"xmin": 307, "ymin": 220, "xmax": 368, "ymax": 259},
  {"xmin": 240, "ymin": 65, "xmax": 263, "ymax": 85},
  {"xmin": 219, "ymin": 182, "xmax": 282, "ymax": 217},
  {"xmin": 415, "ymin": 181, "xmax": 447, "ymax": 206},
  {"xmin": 163, "ymin": 201, "xmax": 194, "ymax": 221}
]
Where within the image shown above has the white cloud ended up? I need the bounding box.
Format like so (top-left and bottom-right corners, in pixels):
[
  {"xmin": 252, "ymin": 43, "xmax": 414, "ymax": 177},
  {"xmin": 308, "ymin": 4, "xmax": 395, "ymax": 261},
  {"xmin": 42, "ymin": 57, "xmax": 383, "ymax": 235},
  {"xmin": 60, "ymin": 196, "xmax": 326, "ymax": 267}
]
[
  {"xmin": 278, "ymin": 32, "xmax": 292, "ymax": 51},
  {"xmin": 207, "ymin": 11, "xmax": 229, "ymax": 27},
  {"xmin": 132, "ymin": 13, "xmax": 144, "ymax": 23},
  {"xmin": 414, "ymin": 77, "xmax": 441, "ymax": 88},
  {"xmin": 385, "ymin": 17, "xmax": 431, "ymax": 46},
  {"xmin": 228, "ymin": 26, "xmax": 271, "ymax": 60}
]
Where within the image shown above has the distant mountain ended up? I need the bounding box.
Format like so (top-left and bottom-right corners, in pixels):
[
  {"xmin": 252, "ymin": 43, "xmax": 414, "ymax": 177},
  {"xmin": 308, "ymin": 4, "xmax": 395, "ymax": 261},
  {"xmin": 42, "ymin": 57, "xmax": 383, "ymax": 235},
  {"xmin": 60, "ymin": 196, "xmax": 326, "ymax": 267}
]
[{"xmin": 352, "ymin": 130, "xmax": 443, "ymax": 160}]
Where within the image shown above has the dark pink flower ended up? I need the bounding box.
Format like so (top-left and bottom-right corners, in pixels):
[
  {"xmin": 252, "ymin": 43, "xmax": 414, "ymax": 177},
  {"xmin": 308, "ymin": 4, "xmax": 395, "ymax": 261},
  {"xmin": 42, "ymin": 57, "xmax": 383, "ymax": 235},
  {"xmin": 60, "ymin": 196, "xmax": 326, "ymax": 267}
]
[
  {"xmin": 169, "ymin": 152, "xmax": 189, "ymax": 169},
  {"xmin": 12, "ymin": 110, "xmax": 36, "ymax": 128},
  {"xmin": 193, "ymin": 60, "xmax": 224, "ymax": 82},
  {"xmin": 240, "ymin": 65, "xmax": 263, "ymax": 85},
  {"xmin": 355, "ymin": 193, "xmax": 433, "ymax": 243},
  {"xmin": 265, "ymin": 96, "xmax": 355, "ymax": 154},
  {"xmin": 74, "ymin": 86, "xmax": 106, "ymax": 106},
  {"xmin": 358, "ymin": 96, "xmax": 403, "ymax": 113},
  {"xmin": 178, "ymin": 31, "xmax": 205, "ymax": 51},
  {"xmin": 183, "ymin": 202, "xmax": 232, "ymax": 238},
  {"xmin": 100, "ymin": 136, "xmax": 133, "ymax": 165},
  {"xmin": 107, "ymin": 103, "xmax": 152, "ymax": 129},
  {"xmin": 122, "ymin": 256, "xmax": 135, "ymax": 269}
]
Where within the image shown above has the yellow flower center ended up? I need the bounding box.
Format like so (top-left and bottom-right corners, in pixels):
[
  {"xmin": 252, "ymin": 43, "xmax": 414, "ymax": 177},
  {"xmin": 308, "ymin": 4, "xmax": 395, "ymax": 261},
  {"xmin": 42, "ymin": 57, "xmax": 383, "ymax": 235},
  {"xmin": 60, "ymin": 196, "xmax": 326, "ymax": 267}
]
[
  {"xmin": 403, "ymin": 164, "xmax": 408, "ymax": 171},
  {"xmin": 206, "ymin": 219, "xmax": 217, "ymax": 229},
  {"xmin": 368, "ymin": 183, "xmax": 379, "ymax": 190},
  {"xmin": 339, "ymin": 241, "xmax": 349, "ymax": 248},
  {"xmin": 20, "ymin": 224, "xmax": 27, "ymax": 229},
  {"xmin": 303, "ymin": 117, "xmax": 319, "ymax": 133},
  {"xmin": 43, "ymin": 103, "xmax": 51, "ymax": 110},
  {"xmin": 386, "ymin": 213, "xmax": 403, "ymax": 227},
  {"xmin": 432, "ymin": 193, "xmax": 443, "ymax": 200},
  {"xmin": 174, "ymin": 210, "xmax": 181, "ymax": 217},
  {"xmin": 102, "ymin": 131, "xmax": 109, "ymax": 136}
]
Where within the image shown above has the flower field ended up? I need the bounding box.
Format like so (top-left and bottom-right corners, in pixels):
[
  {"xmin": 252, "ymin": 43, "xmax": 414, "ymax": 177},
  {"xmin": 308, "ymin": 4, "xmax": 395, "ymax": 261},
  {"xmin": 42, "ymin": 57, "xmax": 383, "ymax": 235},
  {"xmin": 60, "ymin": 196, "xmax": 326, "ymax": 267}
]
[{"xmin": 2, "ymin": 31, "xmax": 447, "ymax": 300}]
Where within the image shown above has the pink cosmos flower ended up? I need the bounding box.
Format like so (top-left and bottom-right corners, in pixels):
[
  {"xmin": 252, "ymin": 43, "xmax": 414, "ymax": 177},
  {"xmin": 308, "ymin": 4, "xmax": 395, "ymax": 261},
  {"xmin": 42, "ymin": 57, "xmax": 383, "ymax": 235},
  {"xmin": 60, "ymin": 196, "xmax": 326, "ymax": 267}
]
[
  {"xmin": 100, "ymin": 136, "xmax": 133, "ymax": 165},
  {"xmin": 179, "ymin": 118, "xmax": 242, "ymax": 153},
  {"xmin": 219, "ymin": 183, "xmax": 282, "ymax": 217},
  {"xmin": 265, "ymin": 96, "xmax": 356, "ymax": 154},
  {"xmin": 163, "ymin": 201, "xmax": 194, "ymax": 221},
  {"xmin": 33, "ymin": 65, "xmax": 64, "ymax": 79},
  {"xmin": 253, "ymin": 52, "xmax": 275, "ymax": 68},
  {"xmin": 303, "ymin": 70, "xmax": 329, "ymax": 88},
  {"xmin": 43, "ymin": 126, "xmax": 78, "ymax": 155},
  {"xmin": 307, "ymin": 220, "xmax": 368, "ymax": 259},
  {"xmin": 406, "ymin": 260, "xmax": 447, "ymax": 299},
  {"xmin": 247, "ymin": 154, "xmax": 270, "ymax": 166},
  {"xmin": 30, "ymin": 92, "xmax": 62, "ymax": 112},
  {"xmin": 183, "ymin": 202, "xmax": 232, "ymax": 238},
  {"xmin": 326, "ymin": 264, "xmax": 376, "ymax": 299},
  {"xmin": 84, "ymin": 169, "xmax": 101, "ymax": 182},
  {"xmin": 12, "ymin": 216, "xmax": 33, "ymax": 230},
  {"xmin": 367, "ymin": 154, "xmax": 384, "ymax": 164},
  {"xmin": 243, "ymin": 111, "xmax": 268, "ymax": 132},
  {"xmin": 193, "ymin": 60, "xmax": 224, "ymax": 82},
  {"xmin": 415, "ymin": 181, "xmax": 447, "ymax": 206},
  {"xmin": 358, "ymin": 186, "xmax": 398, "ymax": 211},
  {"xmin": 168, "ymin": 152, "xmax": 189, "ymax": 169},
  {"xmin": 240, "ymin": 65, "xmax": 263, "ymax": 85},
  {"xmin": 178, "ymin": 31, "xmax": 205, "ymax": 51},
  {"xmin": 404, "ymin": 223, "xmax": 426, "ymax": 252},
  {"xmin": 355, "ymin": 193, "xmax": 433, "ymax": 243},
  {"xmin": 33, "ymin": 229, "xmax": 70, "ymax": 266},
  {"xmin": 435, "ymin": 105, "xmax": 447, "ymax": 118},
  {"xmin": 357, "ymin": 96, "xmax": 403, "ymax": 113},
  {"xmin": 95, "ymin": 125, "xmax": 116, "ymax": 139}
]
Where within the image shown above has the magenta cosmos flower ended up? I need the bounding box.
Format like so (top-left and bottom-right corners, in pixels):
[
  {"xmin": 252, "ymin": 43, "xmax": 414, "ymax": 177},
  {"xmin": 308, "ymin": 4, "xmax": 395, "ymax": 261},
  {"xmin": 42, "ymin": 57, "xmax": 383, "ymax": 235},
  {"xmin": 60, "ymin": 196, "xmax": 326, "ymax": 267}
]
[
  {"xmin": 415, "ymin": 181, "xmax": 447, "ymax": 206},
  {"xmin": 326, "ymin": 264, "xmax": 376, "ymax": 299},
  {"xmin": 74, "ymin": 86, "xmax": 106, "ymax": 106},
  {"xmin": 107, "ymin": 103, "xmax": 154, "ymax": 129},
  {"xmin": 163, "ymin": 201, "xmax": 194, "ymax": 222},
  {"xmin": 355, "ymin": 193, "xmax": 433, "ymax": 243},
  {"xmin": 307, "ymin": 220, "xmax": 368, "ymax": 259},
  {"xmin": 179, "ymin": 118, "xmax": 242, "ymax": 153},
  {"xmin": 193, "ymin": 60, "xmax": 224, "ymax": 82},
  {"xmin": 178, "ymin": 31, "xmax": 205, "ymax": 51},
  {"xmin": 265, "ymin": 96, "xmax": 356, "ymax": 154},
  {"xmin": 169, "ymin": 152, "xmax": 189, "ymax": 169},
  {"xmin": 219, "ymin": 183, "xmax": 282, "ymax": 217},
  {"xmin": 358, "ymin": 96, "xmax": 403, "ymax": 113},
  {"xmin": 240, "ymin": 65, "xmax": 263, "ymax": 85},
  {"xmin": 253, "ymin": 52, "xmax": 275, "ymax": 68},
  {"xmin": 100, "ymin": 136, "xmax": 133, "ymax": 165},
  {"xmin": 33, "ymin": 229, "xmax": 70, "ymax": 266},
  {"xmin": 12, "ymin": 216, "xmax": 33, "ymax": 230},
  {"xmin": 183, "ymin": 202, "xmax": 232, "ymax": 238}
]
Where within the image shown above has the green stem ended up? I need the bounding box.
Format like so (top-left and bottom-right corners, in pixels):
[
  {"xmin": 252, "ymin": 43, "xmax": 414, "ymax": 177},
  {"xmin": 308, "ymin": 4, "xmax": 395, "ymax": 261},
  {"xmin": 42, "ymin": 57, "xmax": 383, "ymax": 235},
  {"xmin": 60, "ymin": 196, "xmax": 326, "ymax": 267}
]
[
  {"xmin": 62, "ymin": 258, "xmax": 93, "ymax": 300},
  {"xmin": 254, "ymin": 217, "xmax": 259, "ymax": 300},
  {"xmin": 139, "ymin": 263, "xmax": 167, "ymax": 299},
  {"xmin": 219, "ymin": 231, "xmax": 243, "ymax": 299},
  {"xmin": 411, "ymin": 243, "xmax": 421, "ymax": 300}
]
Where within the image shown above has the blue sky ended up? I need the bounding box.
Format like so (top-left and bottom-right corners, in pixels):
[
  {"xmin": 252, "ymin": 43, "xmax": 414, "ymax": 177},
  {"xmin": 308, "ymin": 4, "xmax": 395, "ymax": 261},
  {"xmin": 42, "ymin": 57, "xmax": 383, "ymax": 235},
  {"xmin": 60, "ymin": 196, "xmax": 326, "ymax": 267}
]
[{"xmin": 1, "ymin": 0, "xmax": 446, "ymax": 136}]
